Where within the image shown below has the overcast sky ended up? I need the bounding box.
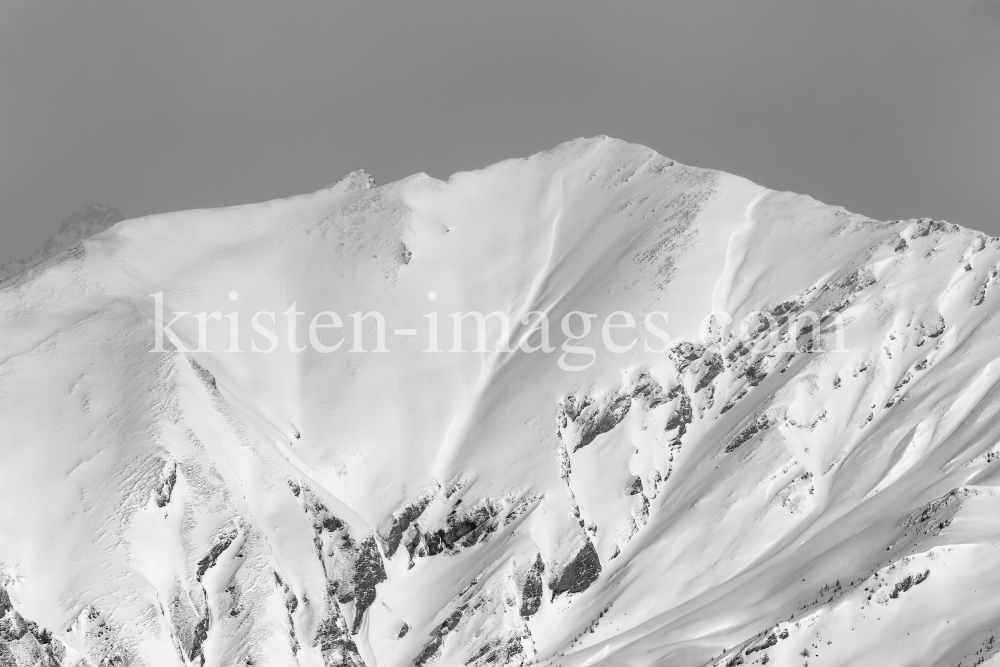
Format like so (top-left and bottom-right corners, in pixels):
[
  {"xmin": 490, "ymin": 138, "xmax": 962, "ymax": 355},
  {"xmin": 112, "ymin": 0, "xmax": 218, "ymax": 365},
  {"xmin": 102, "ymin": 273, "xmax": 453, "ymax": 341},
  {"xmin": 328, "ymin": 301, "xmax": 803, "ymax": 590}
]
[{"xmin": 1, "ymin": 1, "xmax": 998, "ymax": 266}]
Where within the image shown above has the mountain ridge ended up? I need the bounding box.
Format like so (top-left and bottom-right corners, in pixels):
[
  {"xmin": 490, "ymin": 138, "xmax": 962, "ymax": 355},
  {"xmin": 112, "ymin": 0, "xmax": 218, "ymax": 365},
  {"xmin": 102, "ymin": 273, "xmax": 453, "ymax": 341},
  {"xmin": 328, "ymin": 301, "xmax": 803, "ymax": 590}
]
[
  {"xmin": 0, "ymin": 204, "xmax": 125, "ymax": 282},
  {"xmin": 2, "ymin": 137, "xmax": 1000, "ymax": 666}
]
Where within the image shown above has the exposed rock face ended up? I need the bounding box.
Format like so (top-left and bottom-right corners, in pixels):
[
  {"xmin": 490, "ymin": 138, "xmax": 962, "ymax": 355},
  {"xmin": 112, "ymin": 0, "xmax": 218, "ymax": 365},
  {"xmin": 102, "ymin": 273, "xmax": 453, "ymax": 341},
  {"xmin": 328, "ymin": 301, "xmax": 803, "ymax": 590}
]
[
  {"xmin": 518, "ymin": 554, "xmax": 545, "ymax": 619},
  {"xmin": 0, "ymin": 588, "xmax": 79, "ymax": 667},
  {"xmin": 548, "ymin": 539, "xmax": 602, "ymax": 598}
]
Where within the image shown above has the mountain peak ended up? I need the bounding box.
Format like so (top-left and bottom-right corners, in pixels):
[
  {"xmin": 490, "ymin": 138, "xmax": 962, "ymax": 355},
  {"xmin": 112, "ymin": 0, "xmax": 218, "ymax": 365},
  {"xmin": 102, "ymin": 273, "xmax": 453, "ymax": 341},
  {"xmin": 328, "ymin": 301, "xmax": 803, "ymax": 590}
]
[
  {"xmin": 328, "ymin": 168, "xmax": 377, "ymax": 194},
  {"xmin": 3, "ymin": 145, "xmax": 1000, "ymax": 666}
]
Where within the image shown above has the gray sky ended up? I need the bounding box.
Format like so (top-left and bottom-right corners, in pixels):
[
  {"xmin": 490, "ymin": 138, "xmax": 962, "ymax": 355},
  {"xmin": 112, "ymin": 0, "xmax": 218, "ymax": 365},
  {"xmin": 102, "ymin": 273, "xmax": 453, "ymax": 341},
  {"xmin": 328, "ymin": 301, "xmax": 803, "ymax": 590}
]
[{"xmin": 2, "ymin": 1, "xmax": 999, "ymax": 266}]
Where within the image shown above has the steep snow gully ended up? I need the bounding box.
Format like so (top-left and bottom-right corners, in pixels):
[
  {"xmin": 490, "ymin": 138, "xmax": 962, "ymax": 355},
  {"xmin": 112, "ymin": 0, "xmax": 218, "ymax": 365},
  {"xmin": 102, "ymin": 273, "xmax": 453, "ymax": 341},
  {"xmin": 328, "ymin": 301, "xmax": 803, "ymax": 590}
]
[{"xmin": 3, "ymin": 138, "xmax": 1000, "ymax": 666}]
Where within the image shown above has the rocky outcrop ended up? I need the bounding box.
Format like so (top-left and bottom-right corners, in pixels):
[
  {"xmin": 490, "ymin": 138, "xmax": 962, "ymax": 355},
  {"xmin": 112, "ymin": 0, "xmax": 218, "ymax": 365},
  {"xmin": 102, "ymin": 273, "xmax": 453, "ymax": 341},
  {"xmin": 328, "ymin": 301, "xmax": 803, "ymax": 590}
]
[
  {"xmin": 549, "ymin": 539, "xmax": 602, "ymax": 598},
  {"xmin": 0, "ymin": 588, "xmax": 77, "ymax": 667},
  {"xmin": 288, "ymin": 479, "xmax": 387, "ymax": 638},
  {"xmin": 518, "ymin": 554, "xmax": 545, "ymax": 619}
]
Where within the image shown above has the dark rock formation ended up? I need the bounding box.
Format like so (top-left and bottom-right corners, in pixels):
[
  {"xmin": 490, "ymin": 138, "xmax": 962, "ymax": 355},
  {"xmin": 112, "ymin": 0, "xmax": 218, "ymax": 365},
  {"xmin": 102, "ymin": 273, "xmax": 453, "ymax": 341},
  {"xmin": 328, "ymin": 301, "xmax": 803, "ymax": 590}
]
[
  {"xmin": 549, "ymin": 539, "xmax": 602, "ymax": 598},
  {"xmin": 519, "ymin": 554, "xmax": 545, "ymax": 618}
]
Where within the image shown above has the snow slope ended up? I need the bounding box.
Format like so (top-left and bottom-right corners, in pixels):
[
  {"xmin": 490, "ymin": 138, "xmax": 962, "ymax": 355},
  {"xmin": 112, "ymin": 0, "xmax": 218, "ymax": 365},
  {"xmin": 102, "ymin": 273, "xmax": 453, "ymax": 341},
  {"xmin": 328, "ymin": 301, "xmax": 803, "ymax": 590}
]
[{"xmin": 3, "ymin": 138, "xmax": 1000, "ymax": 666}]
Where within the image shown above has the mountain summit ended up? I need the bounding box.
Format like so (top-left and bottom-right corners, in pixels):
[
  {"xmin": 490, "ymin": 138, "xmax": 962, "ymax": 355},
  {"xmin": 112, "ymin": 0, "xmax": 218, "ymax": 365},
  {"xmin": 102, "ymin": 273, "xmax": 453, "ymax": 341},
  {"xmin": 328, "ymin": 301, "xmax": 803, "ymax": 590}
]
[{"xmin": 2, "ymin": 138, "xmax": 999, "ymax": 666}]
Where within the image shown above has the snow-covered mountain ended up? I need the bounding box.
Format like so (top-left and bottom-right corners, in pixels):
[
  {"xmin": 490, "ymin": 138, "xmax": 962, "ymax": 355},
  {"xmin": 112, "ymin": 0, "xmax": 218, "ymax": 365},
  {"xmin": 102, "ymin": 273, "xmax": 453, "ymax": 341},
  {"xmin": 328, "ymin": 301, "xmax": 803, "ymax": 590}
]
[
  {"xmin": 0, "ymin": 204, "xmax": 125, "ymax": 282},
  {"xmin": 3, "ymin": 138, "xmax": 1000, "ymax": 667}
]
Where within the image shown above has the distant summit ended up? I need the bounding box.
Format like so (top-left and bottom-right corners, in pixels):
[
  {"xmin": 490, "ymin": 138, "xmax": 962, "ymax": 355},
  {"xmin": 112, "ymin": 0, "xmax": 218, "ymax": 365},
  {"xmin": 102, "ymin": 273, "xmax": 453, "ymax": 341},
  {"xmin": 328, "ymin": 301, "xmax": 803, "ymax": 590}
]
[
  {"xmin": 328, "ymin": 168, "xmax": 376, "ymax": 194},
  {"xmin": 0, "ymin": 204, "xmax": 124, "ymax": 280}
]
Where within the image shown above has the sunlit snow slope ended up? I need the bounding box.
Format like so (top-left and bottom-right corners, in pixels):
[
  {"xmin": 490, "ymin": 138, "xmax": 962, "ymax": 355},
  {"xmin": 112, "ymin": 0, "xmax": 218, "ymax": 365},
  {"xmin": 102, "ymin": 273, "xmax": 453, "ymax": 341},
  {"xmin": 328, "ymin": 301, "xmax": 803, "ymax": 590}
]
[{"xmin": 3, "ymin": 138, "xmax": 1000, "ymax": 667}]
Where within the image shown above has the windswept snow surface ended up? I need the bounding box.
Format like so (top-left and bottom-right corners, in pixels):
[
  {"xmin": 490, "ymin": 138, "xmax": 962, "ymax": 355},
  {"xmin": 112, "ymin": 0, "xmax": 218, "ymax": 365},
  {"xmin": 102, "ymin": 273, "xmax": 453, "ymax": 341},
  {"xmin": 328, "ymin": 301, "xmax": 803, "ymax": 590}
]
[{"xmin": 3, "ymin": 138, "xmax": 1000, "ymax": 666}]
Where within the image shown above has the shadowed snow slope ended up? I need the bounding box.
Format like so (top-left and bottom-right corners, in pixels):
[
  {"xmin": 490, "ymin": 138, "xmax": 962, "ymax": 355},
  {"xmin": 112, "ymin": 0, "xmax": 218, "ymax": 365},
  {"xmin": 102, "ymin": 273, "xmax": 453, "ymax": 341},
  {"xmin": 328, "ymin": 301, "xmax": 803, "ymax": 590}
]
[{"xmin": 2, "ymin": 138, "xmax": 1000, "ymax": 666}]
